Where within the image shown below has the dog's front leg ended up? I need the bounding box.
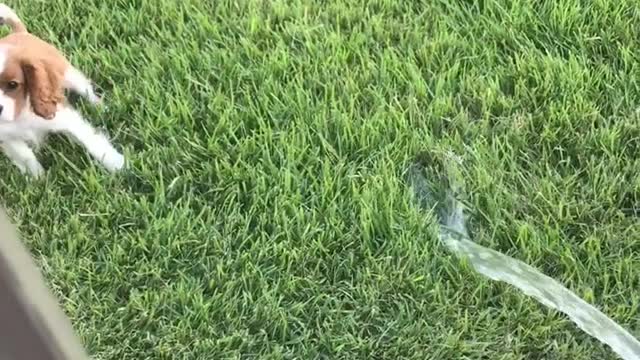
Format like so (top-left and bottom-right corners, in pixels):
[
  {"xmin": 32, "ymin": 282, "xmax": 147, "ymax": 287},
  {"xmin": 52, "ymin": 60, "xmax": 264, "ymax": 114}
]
[{"xmin": 38, "ymin": 108, "xmax": 125, "ymax": 172}]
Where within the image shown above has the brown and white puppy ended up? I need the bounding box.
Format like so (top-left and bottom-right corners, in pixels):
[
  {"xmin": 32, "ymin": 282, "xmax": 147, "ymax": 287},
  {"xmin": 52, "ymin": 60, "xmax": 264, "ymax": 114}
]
[
  {"xmin": 0, "ymin": 4, "xmax": 123, "ymax": 177},
  {"xmin": 0, "ymin": 4, "xmax": 102, "ymax": 105}
]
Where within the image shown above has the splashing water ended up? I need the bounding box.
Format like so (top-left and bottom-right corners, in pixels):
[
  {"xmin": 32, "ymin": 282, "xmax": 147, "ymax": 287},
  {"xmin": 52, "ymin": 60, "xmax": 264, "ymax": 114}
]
[{"xmin": 408, "ymin": 160, "xmax": 640, "ymax": 360}]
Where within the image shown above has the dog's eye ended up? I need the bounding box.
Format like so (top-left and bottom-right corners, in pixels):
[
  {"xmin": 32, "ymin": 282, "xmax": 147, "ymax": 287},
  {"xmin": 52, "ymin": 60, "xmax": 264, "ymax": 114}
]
[{"xmin": 6, "ymin": 81, "xmax": 18, "ymax": 90}]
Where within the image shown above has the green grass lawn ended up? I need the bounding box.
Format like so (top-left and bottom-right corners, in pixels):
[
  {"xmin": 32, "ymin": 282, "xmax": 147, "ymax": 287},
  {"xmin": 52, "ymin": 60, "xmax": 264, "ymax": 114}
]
[{"xmin": 2, "ymin": 0, "xmax": 639, "ymax": 358}]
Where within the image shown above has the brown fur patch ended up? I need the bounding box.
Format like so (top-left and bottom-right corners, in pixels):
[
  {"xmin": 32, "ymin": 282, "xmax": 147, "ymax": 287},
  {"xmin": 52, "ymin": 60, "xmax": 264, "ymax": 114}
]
[{"xmin": 23, "ymin": 58, "xmax": 64, "ymax": 119}]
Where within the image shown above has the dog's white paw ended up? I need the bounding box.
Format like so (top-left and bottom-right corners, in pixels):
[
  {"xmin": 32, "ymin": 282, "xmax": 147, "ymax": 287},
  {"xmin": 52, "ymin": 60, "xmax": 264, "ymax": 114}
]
[
  {"xmin": 15, "ymin": 159, "xmax": 44, "ymax": 179},
  {"xmin": 28, "ymin": 161, "xmax": 45, "ymax": 178},
  {"xmin": 100, "ymin": 151, "xmax": 125, "ymax": 172}
]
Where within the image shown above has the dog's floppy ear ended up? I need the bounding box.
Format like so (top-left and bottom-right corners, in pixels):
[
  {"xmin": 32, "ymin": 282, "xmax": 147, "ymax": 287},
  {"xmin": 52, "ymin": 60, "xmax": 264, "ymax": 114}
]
[{"xmin": 21, "ymin": 56, "xmax": 64, "ymax": 120}]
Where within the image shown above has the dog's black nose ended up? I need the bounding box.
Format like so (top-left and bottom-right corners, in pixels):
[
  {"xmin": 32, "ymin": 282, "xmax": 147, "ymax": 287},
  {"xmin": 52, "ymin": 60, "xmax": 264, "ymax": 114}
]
[{"xmin": 0, "ymin": 105, "xmax": 4, "ymax": 115}]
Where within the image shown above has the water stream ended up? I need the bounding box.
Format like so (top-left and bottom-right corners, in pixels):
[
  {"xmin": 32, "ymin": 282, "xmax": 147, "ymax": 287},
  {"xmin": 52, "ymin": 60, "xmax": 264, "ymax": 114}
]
[{"xmin": 408, "ymin": 160, "xmax": 640, "ymax": 360}]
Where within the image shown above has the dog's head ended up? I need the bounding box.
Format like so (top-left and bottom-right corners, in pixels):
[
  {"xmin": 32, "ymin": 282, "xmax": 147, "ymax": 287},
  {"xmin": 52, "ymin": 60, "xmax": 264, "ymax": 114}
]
[{"xmin": 0, "ymin": 43, "xmax": 65, "ymax": 122}]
